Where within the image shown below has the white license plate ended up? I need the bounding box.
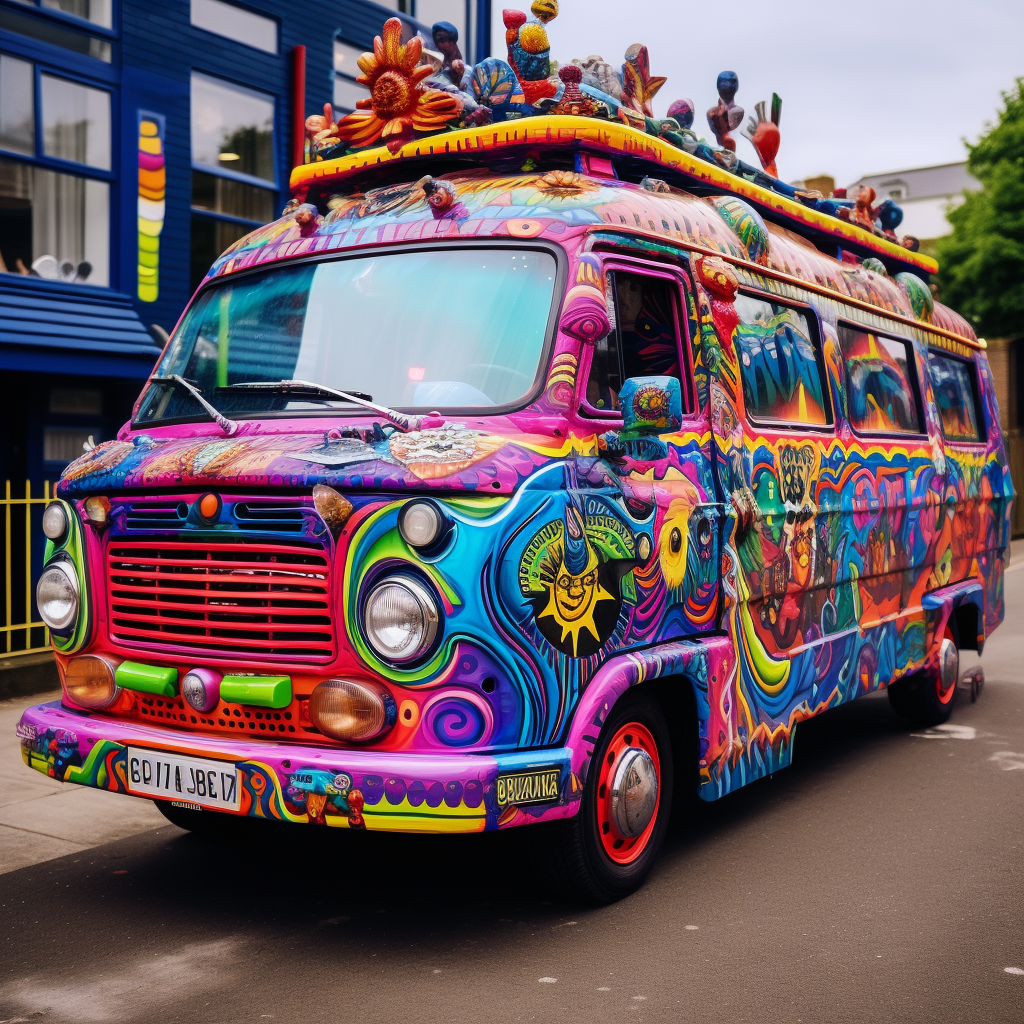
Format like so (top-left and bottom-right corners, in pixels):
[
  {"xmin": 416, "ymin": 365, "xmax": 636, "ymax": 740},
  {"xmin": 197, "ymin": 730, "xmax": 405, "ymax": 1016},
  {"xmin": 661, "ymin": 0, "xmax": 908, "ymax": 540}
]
[{"xmin": 126, "ymin": 747, "xmax": 240, "ymax": 812}]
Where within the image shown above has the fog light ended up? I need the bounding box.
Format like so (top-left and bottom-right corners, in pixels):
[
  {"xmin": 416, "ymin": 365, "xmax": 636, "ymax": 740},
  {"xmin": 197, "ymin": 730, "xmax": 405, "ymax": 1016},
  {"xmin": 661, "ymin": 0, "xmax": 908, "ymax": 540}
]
[
  {"xmin": 65, "ymin": 655, "xmax": 120, "ymax": 709},
  {"xmin": 181, "ymin": 668, "xmax": 222, "ymax": 713},
  {"xmin": 362, "ymin": 574, "xmax": 439, "ymax": 664},
  {"xmin": 398, "ymin": 500, "xmax": 449, "ymax": 550},
  {"xmin": 308, "ymin": 678, "xmax": 396, "ymax": 742},
  {"xmin": 42, "ymin": 502, "xmax": 68, "ymax": 542},
  {"xmin": 37, "ymin": 560, "xmax": 79, "ymax": 631}
]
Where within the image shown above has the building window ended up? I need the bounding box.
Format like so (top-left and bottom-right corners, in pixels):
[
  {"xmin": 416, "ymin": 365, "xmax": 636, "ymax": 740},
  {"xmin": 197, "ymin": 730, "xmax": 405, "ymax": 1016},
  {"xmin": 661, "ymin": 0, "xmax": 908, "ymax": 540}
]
[
  {"xmin": 0, "ymin": 5, "xmax": 112, "ymax": 61},
  {"xmin": 0, "ymin": 55, "xmax": 34, "ymax": 156},
  {"xmin": 29, "ymin": 0, "xmax": 112, "ymax": 28},
  {"xmin": 191, "ymin": 0, "xmax": 278, "ymax": 55},
  {"xmin": 41, "ymin": 73, "xmax": 111, "ymax": 169},
  {"xmin": 191, "ymin": 72, "xmax": 274, "ymax": 182},
  {"xmin": 0, "ymin": 54, "xmax": 110, "ymax": 285},
  {"xmin": 190, "ymin": 72, "xmax": 276, "ymax": 292},
  {"xmin": 333, "ymin": 38, "xmax": 369, "ymax": 113}
]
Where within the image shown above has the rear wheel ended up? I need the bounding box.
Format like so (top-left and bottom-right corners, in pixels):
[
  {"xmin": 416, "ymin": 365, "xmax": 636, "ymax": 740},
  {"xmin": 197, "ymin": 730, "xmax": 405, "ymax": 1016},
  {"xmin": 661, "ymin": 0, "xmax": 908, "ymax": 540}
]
[
  {"xmin": 546, "ymin": 689, "xmax": 673, "ymax": 903},
  {"xmin": 888, "ymin": 628, "xmax": 958, "ymax": 727}
]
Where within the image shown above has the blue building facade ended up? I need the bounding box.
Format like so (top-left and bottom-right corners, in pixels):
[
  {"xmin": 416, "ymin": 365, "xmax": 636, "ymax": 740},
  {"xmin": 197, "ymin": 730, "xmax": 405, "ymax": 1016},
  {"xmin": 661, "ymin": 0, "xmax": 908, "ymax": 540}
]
[{"xmin": 0, "ymin": 0, "xmax": 490, "ymax": 488}]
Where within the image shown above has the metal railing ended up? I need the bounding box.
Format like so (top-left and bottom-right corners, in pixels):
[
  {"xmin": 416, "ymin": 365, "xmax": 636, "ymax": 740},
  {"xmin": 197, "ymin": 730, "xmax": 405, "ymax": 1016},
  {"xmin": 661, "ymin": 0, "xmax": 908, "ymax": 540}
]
[{"xmin": 2, "ymin": 480, "xmax": 51, "ymax": 660}]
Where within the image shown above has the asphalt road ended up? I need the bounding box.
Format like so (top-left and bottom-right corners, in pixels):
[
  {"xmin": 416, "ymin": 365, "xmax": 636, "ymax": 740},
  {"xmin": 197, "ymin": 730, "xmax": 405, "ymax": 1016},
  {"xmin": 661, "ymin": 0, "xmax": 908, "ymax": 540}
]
[{"xmin": 2, "ymin": 568, "xmax": 1023, "ymax": 1024}]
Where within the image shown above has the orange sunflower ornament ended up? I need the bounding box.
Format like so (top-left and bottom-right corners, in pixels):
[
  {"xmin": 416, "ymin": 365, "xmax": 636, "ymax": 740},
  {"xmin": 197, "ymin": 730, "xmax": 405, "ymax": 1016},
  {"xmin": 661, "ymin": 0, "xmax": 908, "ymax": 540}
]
[{"xmin": 334, "ymin": 18, "xmax": 463, "ymax": 153}]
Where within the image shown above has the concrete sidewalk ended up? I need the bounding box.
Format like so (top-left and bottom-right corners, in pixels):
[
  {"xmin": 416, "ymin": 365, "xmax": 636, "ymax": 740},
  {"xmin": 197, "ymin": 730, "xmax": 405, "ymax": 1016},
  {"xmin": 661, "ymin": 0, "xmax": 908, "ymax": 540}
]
[{"xmin": 0, "ymin": 691, "xmax": 164, "ymax": 875}]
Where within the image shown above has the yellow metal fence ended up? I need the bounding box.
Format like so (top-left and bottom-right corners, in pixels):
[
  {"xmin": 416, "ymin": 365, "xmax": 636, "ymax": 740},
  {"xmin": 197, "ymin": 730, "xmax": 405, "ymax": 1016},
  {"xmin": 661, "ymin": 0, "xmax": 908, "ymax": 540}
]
[{"xmin": 2, "ymin": 480, "xmax": 52, "ymax": 660}]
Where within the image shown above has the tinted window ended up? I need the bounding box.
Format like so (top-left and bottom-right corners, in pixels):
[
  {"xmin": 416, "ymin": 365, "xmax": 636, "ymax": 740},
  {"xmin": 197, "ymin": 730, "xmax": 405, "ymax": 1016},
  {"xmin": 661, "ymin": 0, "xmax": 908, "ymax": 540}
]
[
  {"xmin": 136, "ymin": 248, "xmax": 557, "ymax": 423},
  {"xmin": 586, "ymin": 271, "xmax": 686, "ymax": 412},
  {"xmin": 735, "ymin": 295, "xmax": 829, "ymax": 425},
  {"xmin": 928, "ymin": 350, "xmax": 983, "ymax": 442},
  {"xmin": 839, "ymin": 326, "xmax": 921, "ymax": 434}
]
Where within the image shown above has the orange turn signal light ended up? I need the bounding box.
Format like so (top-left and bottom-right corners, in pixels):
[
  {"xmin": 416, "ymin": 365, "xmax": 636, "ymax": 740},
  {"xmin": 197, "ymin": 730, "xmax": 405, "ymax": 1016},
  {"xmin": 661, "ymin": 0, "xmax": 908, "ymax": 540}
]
[{"xmin": 64, "ymin": 655, "xmax": 120, "ymax": 709}]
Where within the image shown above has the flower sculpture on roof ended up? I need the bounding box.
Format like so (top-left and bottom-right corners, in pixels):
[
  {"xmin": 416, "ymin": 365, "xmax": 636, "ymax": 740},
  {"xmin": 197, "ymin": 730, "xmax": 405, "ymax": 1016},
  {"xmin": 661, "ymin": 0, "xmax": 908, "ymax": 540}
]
[{"xmin": 334, "ymin": 17, "xmax": 463, "ymax": 153}]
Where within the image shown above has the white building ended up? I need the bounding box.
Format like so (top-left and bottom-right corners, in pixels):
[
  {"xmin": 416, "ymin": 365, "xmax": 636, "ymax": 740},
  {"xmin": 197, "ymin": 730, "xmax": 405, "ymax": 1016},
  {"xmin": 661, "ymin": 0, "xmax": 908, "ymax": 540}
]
[{"xmin": 847, "ymin": 161, "xmax": 979, "ymax": 242}]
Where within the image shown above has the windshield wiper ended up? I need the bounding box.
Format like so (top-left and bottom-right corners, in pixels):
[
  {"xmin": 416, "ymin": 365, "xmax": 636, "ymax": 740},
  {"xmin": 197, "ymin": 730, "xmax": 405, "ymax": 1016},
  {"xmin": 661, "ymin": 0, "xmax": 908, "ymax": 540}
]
[
  {"xmin": 218, "ymin": 379, "xmax": 423, "ymax": 432},
  {"xmin": 150, "ymin": 375, "xmax": 239, "ymax": 436}
]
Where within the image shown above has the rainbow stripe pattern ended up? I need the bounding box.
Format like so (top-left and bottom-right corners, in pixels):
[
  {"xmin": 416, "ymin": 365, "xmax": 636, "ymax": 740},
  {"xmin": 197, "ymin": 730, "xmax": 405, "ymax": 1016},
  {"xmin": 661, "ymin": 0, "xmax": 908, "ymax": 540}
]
[{"xmin": 137, "ymin": 112, "xmax": 165, "ymax": 303}]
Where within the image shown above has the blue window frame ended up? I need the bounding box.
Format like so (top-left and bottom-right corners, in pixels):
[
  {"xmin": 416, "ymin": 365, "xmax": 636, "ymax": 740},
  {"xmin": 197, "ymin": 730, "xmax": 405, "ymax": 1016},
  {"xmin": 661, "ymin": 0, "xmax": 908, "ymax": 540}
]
[{"xmin": 0, "ymin": 48, "xmax": 114, "ymax": 286}]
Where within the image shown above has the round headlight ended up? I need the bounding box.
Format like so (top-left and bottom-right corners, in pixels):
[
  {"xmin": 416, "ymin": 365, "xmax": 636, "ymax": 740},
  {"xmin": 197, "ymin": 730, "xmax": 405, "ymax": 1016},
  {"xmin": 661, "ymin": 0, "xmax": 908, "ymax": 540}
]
[
  {"xmin": 181, "ymin": 668, "xmax": 221, "ymax": 713},
  {"xmin": 64, "ymin": 655, "xmax": 119, "ymax": 709},
  {"xmin": 398, "ymin": 501, "xmax": 448, "ymax": 550},
  {"xmin": 309, "ymin": 678, "xmax": 396, "ymax": 741},
  {"xmin": 362, "ymin": 574, "xmax": 439, "ymax": 664},
  {"xmin": 37, "ymin": 560, "xmax": 79, "ymax": 631},
  {"xmin": 42, "ymin": 502, "xmax": 68, "ymax": 542}
]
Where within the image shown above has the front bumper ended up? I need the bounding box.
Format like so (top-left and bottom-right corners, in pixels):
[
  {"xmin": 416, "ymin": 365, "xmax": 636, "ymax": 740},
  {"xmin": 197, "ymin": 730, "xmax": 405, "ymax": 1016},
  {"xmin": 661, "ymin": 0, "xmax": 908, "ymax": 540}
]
[{"xmin": 17, "ymin": 701, "xmax": 577, "ymax": 833}]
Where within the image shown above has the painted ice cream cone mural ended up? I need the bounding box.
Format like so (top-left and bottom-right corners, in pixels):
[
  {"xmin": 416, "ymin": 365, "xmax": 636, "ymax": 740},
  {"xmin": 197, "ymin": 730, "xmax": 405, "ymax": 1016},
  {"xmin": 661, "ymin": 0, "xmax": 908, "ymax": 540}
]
[{"xmin": 137, "ymin": 113, "xmax": 165, "ymax": 303}]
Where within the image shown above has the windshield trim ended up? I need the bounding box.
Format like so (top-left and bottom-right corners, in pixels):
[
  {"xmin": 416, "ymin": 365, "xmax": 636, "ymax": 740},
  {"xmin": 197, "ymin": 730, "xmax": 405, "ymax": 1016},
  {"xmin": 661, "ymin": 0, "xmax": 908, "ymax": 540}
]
[{"xmin": 132, "ymin": 239, "xmax": 568, "ymax": 430}]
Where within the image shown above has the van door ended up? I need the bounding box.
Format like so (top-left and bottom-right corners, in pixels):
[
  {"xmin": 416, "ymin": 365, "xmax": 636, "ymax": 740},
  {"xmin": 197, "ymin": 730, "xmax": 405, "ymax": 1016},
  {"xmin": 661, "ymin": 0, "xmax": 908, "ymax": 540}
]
[{"xmin": 577, "ymin": 253, "xmax": 721, "ymax": 643}]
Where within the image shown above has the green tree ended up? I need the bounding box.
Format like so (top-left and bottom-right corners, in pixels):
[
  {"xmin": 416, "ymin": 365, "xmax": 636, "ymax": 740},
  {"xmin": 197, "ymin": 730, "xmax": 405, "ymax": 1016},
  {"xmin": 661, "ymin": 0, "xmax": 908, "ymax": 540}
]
[{"xmin": 937, "ymin": 78, "xmax": 1024, "ymax": 339}]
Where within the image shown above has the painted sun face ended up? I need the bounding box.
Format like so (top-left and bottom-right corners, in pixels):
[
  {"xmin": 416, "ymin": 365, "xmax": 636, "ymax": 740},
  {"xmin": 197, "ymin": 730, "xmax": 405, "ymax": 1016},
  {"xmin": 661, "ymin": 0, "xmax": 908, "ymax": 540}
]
[
  {"xmin": 539, "ymin": 553, "xmax": 614, "ymax": 656},
  {"xmin": 554, "ymin": 567, "xmax": 600, "ymax": 621}
]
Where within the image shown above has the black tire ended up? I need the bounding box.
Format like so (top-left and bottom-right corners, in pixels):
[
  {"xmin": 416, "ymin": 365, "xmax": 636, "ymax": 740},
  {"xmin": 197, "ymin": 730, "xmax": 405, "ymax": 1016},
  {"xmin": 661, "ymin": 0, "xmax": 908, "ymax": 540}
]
[
  {"xmin": 888, "ymin": 631, "xmax": 958, "ymax": 727},
  {"xmin": 545, "ymin": 689, "xmax": 673, "ymax": 903},
  {"xmin": 153, "ymin": 799, "xmax": 251, "ymax": 837}
]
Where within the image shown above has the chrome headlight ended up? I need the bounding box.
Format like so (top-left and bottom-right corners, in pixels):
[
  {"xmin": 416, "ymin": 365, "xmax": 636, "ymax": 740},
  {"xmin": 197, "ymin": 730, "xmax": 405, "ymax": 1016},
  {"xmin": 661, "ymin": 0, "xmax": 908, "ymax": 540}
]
[
  {"xmin": 42, "ymin": 502, "xmax": 68, "ymax": 542},
  {"xmin": 398, "ymin": 500, "xmax": 451, "ymax": 551},
  {"xmin": 37, "ymin": 559, "xmax": 79, "ymax": 631},
  {"xmin": 362, "ymin": 574, "xmax": 439, "ymax": 664}
]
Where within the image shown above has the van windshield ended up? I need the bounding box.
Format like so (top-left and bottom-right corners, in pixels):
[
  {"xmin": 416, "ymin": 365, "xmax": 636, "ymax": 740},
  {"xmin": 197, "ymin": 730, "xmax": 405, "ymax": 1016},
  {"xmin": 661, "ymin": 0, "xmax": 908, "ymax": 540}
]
[{"xmin": 135, "ymin": 247, "xmax": 557, "ymax": 424}]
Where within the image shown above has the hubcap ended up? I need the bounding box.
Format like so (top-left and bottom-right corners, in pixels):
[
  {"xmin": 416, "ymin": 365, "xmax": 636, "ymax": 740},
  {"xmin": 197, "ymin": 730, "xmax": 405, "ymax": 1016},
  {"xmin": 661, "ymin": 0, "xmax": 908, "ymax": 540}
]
[
  {"xmin": 937, "ymin": 636, "xmax": 958, "ymax": 704},
  {"xmin": 610, "ymin": 748, "xmax": 659, "ymax": 838},
  {"xmin": 596, "ymin": 722, "xmax": 661, "ymax": 865}
]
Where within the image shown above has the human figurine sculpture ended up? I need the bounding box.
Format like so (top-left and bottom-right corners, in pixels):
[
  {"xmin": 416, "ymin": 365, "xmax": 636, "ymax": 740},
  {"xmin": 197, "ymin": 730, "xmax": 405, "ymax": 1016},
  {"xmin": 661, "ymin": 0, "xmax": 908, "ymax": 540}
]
[{"xmin": 706, "ymin": 71, "xmax": 744, "ymax": 151}]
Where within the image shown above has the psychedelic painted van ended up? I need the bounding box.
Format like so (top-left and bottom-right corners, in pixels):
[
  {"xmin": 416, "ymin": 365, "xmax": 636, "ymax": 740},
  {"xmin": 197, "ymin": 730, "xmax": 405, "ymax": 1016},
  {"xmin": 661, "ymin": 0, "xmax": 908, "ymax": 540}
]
[{"xmin": 18, "ymin": 21, "xmax": 1013, "ymax": 901}]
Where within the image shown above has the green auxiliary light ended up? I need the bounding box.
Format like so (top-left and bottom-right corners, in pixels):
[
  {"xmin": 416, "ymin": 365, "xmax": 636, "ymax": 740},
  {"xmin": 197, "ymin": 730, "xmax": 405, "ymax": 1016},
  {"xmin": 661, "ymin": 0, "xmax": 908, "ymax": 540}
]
[
  {"xmin": 115, "ymin": 661, "xmax": 178, "ymax": 697},
  {"xmin": 220, "ymin": 675, "xmax": 292, "ymax": 709}
]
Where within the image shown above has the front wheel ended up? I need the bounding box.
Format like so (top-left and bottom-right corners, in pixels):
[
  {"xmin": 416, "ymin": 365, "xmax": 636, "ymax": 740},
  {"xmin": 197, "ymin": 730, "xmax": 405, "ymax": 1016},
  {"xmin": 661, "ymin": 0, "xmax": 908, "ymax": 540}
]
[
  {"xmin": 888, "ymin": 629, "xmax": 958, "ymax": 727},
  {"xmin": 546, "ymin": 689, "xmax": 673, "ymax": 903}
]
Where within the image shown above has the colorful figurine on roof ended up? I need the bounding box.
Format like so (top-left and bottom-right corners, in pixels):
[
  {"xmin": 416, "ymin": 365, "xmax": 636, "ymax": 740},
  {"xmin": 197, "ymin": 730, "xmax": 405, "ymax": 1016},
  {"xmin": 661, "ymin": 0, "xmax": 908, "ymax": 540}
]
[
  {"xmin": 666, "ymin": 98, "xmax": 695, "ymax": 129},
  {"xmin": 318, "ymin": 18, "xmax": 463, "ymax": 154},
  {"xmin": 298, "ymin": 5, "xmax": 920, "ymax": 255},
  {"xmin": 431, "ymin": 20, "xmax": 462, "ymax": 83},
  {"xmin": 707, "ymin": 71, "xmax": 744, "ymax": 152},
  {"xmin": 742, "ymin": 93, "xmax": 781, "ymax": 177},
  {"xmin": 621, "ymin": 44, "xmax": 666, "ymax": 117},
  {"xmin": 503, "ymin": 1, "xmax": 559, "ymax": 107}
]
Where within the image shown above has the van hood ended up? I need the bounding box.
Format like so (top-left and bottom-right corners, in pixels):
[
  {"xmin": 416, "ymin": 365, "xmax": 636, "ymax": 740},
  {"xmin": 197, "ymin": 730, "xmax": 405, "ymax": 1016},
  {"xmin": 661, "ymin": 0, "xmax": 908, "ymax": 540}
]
[{"xmin": 56, "ymin": 425, "xmax": 559, "ymax": 497}]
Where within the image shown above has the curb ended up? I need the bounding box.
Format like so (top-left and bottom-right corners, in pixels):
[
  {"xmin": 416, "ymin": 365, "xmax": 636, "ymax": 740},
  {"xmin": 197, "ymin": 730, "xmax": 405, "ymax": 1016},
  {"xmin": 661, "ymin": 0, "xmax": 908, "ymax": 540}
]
[{"xmin": 0, "ymin": 651, "xmax": 59, "ymax": 703}]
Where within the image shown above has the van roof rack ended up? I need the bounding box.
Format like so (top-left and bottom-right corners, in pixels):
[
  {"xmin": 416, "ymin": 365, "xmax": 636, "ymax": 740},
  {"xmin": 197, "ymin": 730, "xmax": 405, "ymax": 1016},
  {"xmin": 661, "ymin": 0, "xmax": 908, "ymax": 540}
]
[{"xmin": 291, "ymin": 115, "xmax": 936, "ymax": 278}]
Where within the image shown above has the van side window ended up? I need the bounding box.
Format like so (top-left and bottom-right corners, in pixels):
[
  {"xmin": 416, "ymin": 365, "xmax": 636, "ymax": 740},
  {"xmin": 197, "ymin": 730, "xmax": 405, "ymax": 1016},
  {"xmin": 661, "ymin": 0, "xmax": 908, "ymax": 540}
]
[
  {"xmin": 586, "ymin": 271, "xmax": 687, "ymax": 413},
  {"xmin": 838, "ymin": 326, "xmax": 922, "ymax": 434},
  {"xmin": 928, "ymin": 349, "xmax": 984, "ymax": 442},
  {"xmin": 734, "ymin": 295, "xmax": 830, "ymax": 425}
]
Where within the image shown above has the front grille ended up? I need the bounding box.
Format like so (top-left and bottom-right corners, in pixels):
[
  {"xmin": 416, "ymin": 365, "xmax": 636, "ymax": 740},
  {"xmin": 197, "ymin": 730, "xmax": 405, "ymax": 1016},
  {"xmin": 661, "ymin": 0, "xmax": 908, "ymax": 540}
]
[{"xmin": 106, "ymin": 538, "xmax": 335, "ymax": 663}]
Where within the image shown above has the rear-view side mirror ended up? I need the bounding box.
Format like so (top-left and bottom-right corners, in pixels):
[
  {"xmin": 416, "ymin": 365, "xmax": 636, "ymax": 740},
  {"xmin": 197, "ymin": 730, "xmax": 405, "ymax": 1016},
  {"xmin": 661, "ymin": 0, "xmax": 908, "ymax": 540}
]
[{"xmin": 619, "ymin": 376, "xmax": 683, "ymax": 435}]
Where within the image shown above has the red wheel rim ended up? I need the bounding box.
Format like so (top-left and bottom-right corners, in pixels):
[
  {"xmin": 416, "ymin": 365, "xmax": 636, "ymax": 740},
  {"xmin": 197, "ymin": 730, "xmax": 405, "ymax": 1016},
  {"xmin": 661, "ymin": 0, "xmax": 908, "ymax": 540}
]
[{"xmin": 595, "ymin": 721, "xmax": 661, "ymax": 865}]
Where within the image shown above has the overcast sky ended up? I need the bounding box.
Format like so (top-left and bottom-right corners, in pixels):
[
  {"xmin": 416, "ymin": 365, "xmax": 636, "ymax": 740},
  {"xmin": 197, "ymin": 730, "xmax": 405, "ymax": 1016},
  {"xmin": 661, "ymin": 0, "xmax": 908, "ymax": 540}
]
[{"xmin": 490, "ymin": 0, "xmax": 1024, "ymax": 186}]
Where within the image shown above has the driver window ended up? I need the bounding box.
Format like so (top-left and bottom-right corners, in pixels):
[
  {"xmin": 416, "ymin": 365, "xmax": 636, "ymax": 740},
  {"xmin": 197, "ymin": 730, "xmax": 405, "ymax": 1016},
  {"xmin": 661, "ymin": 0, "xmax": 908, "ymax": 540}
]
[{"xmin": 585, "ymin": 271, "xmax": 687, "ymax": 412}]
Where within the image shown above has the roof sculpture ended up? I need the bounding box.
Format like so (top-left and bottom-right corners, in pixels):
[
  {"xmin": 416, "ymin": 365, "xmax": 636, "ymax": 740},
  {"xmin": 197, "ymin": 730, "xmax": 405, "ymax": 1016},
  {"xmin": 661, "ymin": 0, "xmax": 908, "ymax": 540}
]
[{"xmin": 296, "ymin": 5, "xmax": 930, "ymax": 274}]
